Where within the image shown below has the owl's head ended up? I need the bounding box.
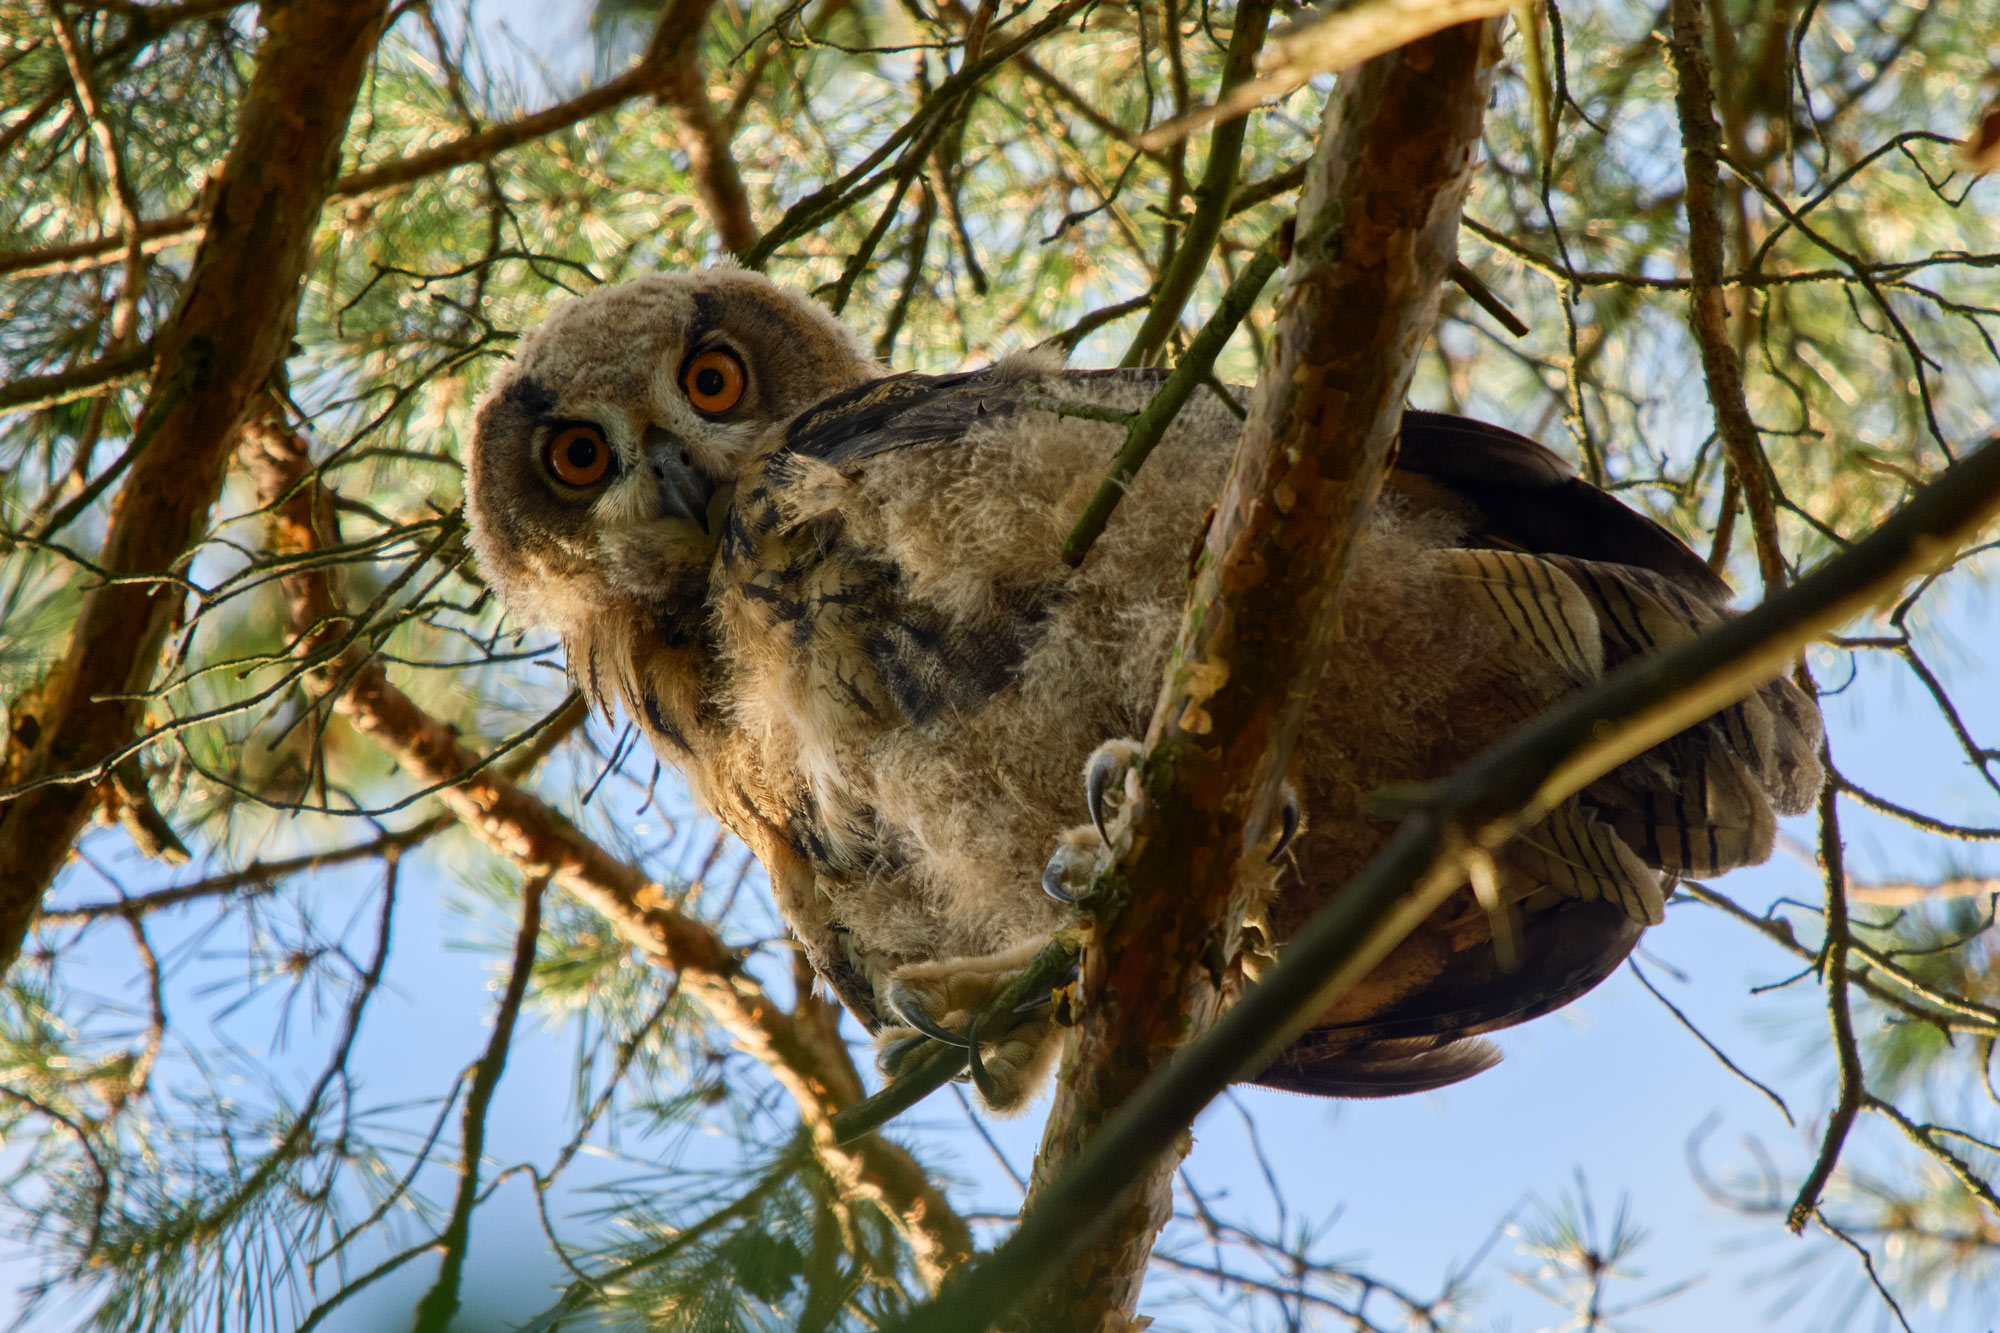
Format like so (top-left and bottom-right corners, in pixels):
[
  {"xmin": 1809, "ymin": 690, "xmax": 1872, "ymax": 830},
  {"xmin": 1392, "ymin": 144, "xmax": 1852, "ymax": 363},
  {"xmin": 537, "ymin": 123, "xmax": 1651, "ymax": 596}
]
[{"xmin": 465, "ymin": 269, "xmax": 876, "ymax": 635}]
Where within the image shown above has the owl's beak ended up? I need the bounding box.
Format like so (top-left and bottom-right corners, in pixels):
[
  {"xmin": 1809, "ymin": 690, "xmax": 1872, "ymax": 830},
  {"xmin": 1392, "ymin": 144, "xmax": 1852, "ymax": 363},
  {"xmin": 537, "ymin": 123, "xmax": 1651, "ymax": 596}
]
[{"xmin": 644, "ymin": 426, "xmax": 718, "ymax": 534}]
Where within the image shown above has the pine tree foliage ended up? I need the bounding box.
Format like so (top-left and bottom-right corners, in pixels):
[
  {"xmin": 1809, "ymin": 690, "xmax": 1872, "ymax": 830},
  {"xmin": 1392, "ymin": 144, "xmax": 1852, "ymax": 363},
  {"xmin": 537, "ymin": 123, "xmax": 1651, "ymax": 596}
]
[{"xmin": 0, "ymin": 0, "xmax": 1997, "ymax": 1329}]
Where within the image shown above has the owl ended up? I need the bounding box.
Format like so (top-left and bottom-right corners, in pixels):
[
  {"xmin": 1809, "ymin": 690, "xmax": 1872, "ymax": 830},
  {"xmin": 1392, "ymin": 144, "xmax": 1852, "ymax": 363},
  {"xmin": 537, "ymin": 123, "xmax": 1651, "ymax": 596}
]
[{"xmin": 465, "ymin": 269, "xmax": 1824, "ymax": 1108}]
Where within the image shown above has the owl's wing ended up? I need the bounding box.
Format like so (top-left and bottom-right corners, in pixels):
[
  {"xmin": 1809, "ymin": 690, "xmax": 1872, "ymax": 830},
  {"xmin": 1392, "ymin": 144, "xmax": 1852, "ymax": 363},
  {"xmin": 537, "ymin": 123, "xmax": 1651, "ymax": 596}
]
[
  {"xmin": 1261, "ymin": 420, "xmax": 1823, "ymax": 1098},
  {"xmin": 782, "ymin": 366, "xmax": 1033, "ymax": 465},
  {"xmin": 1392, "ymin": 410, "xmax": 1734, "ymax": 599},
  {"xmin": 1391, "ymin": 410, "xmax": 1822, "ymax": 837},
  {"xmin": 753, "ymin": 373, "xmax": 1822, "ymax": 1101},
  {"xmin": 1255, "ymin": 897, "xmax": 1643, "ymax": 1097}
]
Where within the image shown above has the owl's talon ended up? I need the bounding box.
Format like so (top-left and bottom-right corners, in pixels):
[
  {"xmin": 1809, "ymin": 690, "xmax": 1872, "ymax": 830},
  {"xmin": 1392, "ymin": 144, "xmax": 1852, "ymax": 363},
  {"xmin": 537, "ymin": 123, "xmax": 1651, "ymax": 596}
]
[
  {"xmin": 887, "ymin": 987, "xmax": 972, "ymax": 1048},
  {"xmin": 1041, "ymin": 838, "xmax": 1099, "ymax": 905},
  {"xmin": 1267, "ymin": 790, "xmax": 1301, "ymax": 864},
  {"xmin": 966, "ymin": 1013, "xmax": 1000, "ymax": 1102},
  {"xmin": 1082, "ymin": 739, "xmax": 1144, "ymax": 848},
  {"xmin": 1085, "ymin": 750, "xmax": 1118, "ymax": 847},
  {"xmin": 1041, "ymin": 856, "xmax": 1077, "ymax": 905},
  {"xmin": 875, "ymin": 1030, "xmax": 933, "ymax": 1080}
]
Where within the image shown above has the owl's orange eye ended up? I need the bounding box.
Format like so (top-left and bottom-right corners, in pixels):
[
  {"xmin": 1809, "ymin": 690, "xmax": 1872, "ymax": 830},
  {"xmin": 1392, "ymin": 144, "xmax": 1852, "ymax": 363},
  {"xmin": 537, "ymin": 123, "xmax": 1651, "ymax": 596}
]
[
  {"xmin": 684, "ymin": 349, "xmax": 745, "ymax": 415},
  {"xmin": 545, "ymin": 424, "xmax": 611, "ymax": 487}
]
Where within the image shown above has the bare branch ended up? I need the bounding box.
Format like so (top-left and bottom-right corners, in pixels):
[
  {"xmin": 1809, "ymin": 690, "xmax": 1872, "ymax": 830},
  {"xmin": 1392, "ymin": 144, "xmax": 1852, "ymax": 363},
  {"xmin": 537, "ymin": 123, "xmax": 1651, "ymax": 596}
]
[
  {"xmin": 1667, "ymin": 0, "xmax": 1787, "ymax": 592},
  {"xmin": 1786, "ymin": 765, "xmax": 1865, "ymax": 1234},
  {"xmin": 411, "ymin": 874, "xmax": 546, "ymax": 1333}
]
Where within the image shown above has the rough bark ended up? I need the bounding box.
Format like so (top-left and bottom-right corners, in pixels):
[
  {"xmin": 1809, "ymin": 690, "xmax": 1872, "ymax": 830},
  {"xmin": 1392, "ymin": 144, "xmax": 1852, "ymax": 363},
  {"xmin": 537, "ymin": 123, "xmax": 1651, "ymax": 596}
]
[
  {"xmin": 234, "ymin": 412, "xmax": 973, "ymax": 1289},
  {"xmin": 1012, "ymin": 19, "xmax": 1504, "ymax": 1331},
  {"xmin": 658, "ymin": 29, "xmax": 759, "ymax": 255},
  {"xmin": 0, "ymin": 0, "xmax": 392, "ymax": 977}
]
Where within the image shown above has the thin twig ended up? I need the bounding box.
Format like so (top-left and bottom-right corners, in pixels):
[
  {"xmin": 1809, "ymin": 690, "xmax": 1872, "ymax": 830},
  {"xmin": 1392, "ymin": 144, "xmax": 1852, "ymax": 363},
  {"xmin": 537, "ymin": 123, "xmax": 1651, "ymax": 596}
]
[
  {"xmin": 1786, "ymin": 763, "xmax": 1864, "ymax": 1234},
  {"xmin": 1061, "ymin": 234, "xmax": 1281, "ymax": 565},
  {"xmin": 411, "ymin": 874, "xmax": 546, "ymax": 1333}
]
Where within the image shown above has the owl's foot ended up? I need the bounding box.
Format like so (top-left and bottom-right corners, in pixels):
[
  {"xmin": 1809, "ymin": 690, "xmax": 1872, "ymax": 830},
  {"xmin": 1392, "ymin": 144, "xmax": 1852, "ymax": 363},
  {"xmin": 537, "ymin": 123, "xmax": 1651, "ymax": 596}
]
[
  {"xmin": 1084, "ymin": 738, "xmax": 1145, "ymax": 848},
  {"xmin": 876, "ymin": 941, "xmax": 1076, "ymax": 1110},
  {"xmin": 1043, "ymin": 739, "xmax": 1303, "ymax": 904},
  {"xmin": 1042, "ymin": 740, "xmax": 1144, "ymax": 905},
  {"xmin": 1040, "ymin": 831, "xmax": 1099, "ymax": 905}
]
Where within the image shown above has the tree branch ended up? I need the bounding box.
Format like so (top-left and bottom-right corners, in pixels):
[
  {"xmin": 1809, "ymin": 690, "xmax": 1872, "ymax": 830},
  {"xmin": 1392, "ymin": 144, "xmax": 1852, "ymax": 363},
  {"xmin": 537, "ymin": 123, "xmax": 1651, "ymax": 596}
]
[
  {"xmin": 1787, "ymin": 772, "xmax": 1864, "ymax": 1232},
  {"xmin": 0, "ymin": 0, "xmax": 748, "ymax": 278},
  {"xmin": 1668, "ymin": 0, "xmax": 1787, "ymax": 591},
  {"xmin": 0, "ymin": 342, "xmax": 155, "ymax": 415},
  {"xmin": 411, "ymin": 873, "xmax": 546, "ymax": 1333},
  {"xmin": 740, "ymin": 0, "xmax": 1096, "ymax": 271},
  {"xmin": 36, "ymin": 699, "xmax": 585, "ymax": 928},
  {"xmin": 1062, "ymin": 233, "xmax": 1282, "ymax": 565},
  {"xmin": 0, "ymin": 0, "xmax": 394, "ymax": 978},
  {"xmin": 653, "ymin": 2, "xmax": 759, "ymax": 256},
  {"xmin": 1118, "ymin": 0, "xmax": 1272, "ymax": 368},
  {"xmin": 1006, "ymin": 20, "xmax": 1504, "ymax": 1331}
]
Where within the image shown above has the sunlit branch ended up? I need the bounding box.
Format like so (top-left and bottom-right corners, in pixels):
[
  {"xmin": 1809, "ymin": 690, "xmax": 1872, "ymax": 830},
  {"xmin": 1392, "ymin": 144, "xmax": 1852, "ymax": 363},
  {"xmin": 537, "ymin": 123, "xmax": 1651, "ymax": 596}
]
[
  {"xmin": 1139, "ymin": 0, "xmax": 1512, "ymax": 150},
  {"xmin": 237, "ymin": 412, "xmax": 975, "ymax": 1290},
  {"xmin": 1000, "ymin": 20, "xmax": 1504, "ymax": 1331}
]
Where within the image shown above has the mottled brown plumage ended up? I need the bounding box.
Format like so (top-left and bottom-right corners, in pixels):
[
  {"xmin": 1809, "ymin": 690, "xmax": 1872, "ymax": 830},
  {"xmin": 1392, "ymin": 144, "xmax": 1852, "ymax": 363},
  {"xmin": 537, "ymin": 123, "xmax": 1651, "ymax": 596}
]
[{"xmin": 465, "ymin": 269, "xmax": 1824, "ymax": 1107}]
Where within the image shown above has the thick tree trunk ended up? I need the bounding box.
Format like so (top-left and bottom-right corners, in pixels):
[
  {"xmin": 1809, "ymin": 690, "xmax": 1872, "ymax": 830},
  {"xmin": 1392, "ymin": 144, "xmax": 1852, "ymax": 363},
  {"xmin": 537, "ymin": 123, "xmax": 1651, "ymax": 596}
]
[
  {"xmin": 0, "ymin": 0, "xmax": 392, "ymax": 977},
  {"xmin": 1012, "ymin": 17, "xmax": 1505, "ymax": 1330}
]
